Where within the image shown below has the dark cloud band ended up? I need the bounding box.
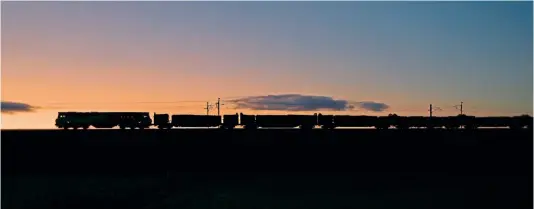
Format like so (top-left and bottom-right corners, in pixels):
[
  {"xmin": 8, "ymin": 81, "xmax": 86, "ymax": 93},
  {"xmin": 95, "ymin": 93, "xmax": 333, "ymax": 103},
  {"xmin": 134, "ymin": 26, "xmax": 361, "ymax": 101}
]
[
  {"xmin": 1, "ymin": 101, "xmax": 38, "ymax": 114},
  {"xmin": 229, "ymin": 94, "xmax": 389, "ymax": 112}
]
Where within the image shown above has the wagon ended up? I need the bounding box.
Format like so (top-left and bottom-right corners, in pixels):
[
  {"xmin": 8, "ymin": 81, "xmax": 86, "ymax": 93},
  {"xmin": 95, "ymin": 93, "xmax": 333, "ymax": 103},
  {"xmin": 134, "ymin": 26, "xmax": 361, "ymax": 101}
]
[{"xmin": 171, "ymin": 115, "xmax": 221, "ymax": 128}]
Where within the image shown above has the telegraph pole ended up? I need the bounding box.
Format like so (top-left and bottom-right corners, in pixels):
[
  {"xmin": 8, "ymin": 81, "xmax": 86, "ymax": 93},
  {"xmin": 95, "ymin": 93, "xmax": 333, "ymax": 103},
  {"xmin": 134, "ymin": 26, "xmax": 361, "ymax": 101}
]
[
  {"xmin": 204, "ymin": 102, "xmax": 211, "ymax": 115},
  {"xmin": 454, "ymin": 102, "xmax": 464, "ymax": 115},
  {"xmin": 216, "ymin": 98, "xmax": 224, "ymax": 116},
  {"xmin": 216, "ymin": 98, "xmax": 220, "ymax": 116},
  {"xmin": 429, "ymin": 104, "xmax": 433, "ymax": 118}
]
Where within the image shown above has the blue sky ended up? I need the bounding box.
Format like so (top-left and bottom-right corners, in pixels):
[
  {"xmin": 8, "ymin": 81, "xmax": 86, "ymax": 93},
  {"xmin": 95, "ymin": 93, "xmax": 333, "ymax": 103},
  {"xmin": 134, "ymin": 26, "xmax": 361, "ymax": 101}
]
[{"xmin": 1, "ymin": 1, "xmax": 532, "ymax": 128}]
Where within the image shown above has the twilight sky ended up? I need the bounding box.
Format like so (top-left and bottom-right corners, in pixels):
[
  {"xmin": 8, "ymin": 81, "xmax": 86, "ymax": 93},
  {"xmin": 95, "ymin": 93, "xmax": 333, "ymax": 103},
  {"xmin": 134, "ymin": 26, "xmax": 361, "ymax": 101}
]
[{"xmin": 1, "ymin": 1, "xmax": 532, "ymax": 129}]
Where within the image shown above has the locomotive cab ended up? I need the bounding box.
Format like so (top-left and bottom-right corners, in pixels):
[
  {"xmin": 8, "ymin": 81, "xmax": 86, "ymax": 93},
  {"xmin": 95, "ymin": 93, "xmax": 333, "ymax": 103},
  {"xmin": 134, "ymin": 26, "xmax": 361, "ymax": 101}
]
[
  {"xmin": 55, "ymin": 112, "xmax": 69, "ymax": 129},
  {"xmin": 138, "ymin": 113, "xmax": 152, "ymax": 128},
  {"xmin": 55, "ymin": 112, "xmax": 91, "ymax": 130},
  {"xmin": 118, "ymin": 113, "xmax": 152, "ymax": 129}
]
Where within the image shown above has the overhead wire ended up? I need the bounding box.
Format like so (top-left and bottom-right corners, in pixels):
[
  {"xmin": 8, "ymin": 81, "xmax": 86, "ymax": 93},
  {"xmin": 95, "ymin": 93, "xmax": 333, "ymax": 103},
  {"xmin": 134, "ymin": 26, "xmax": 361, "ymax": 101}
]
[{"xmin": 32, "ymin": 99, "xmax": 513, "ymax": 116}]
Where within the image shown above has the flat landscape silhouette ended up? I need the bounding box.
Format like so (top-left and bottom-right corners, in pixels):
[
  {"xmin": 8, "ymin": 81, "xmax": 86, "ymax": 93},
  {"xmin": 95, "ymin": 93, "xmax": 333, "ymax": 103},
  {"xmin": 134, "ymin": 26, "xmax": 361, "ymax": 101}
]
[{"xmin": 3, "ymin": 129, "xmax": 532, "ymax": 209}]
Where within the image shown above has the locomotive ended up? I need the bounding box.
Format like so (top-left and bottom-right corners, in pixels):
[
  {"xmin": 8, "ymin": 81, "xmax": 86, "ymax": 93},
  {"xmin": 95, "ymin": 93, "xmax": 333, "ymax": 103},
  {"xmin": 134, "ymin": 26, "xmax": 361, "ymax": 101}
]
[
  {"xmin": 54, "ymin": 111, "xmax": 533, "ymax": 130},
  {"xmin": 55, "ymin": 112, "xmax": 152, "ymax": 130}
]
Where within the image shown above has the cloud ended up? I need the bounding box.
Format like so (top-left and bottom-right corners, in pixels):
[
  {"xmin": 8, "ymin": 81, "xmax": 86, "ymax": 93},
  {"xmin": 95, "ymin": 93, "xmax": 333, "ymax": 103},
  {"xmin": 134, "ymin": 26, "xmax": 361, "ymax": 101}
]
[
  {"xmin": 1, "ymin": 101, "xmax": 38, "ymax": 114},
  {"xmin": 229, "ymin": 94, "xmax": 389, "ymax": 112},
  {"xmin": 353, "ymin": 101, "xmax": 390, "ymax": 112}
]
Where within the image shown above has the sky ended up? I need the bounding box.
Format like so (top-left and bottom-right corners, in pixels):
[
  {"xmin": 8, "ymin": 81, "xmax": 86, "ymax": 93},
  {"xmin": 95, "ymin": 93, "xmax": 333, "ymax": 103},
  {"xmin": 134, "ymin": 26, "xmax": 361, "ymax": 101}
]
[{"xmin": 1, "ymin": 1, "xmax": 533, "ymax": 129}]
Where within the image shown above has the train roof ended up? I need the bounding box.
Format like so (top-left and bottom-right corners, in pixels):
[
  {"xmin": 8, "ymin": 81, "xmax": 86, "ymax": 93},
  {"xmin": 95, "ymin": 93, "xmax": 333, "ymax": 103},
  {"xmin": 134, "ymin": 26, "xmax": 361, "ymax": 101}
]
[
  {"xmin": 171, "ymin": 114, "xmax": 220, "ymax": 116},
  {"xmin": 56, "ymin": 111, "xmax": 531, "ymax": 118},
  {"xmin": 58, "ymin": 112, "xmax": 149, "ymax": 115},
  {"xmin": 334, "ymin": 115, "xmax": 377, "ymax": 117}
]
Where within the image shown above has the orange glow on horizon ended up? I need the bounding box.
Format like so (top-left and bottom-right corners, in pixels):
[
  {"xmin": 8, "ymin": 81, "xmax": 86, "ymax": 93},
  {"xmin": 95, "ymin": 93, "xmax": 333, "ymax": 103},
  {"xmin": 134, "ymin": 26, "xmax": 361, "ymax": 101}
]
[{"xmin": 1, "ymin": 105, "xmax": 530, "ymax": 130}]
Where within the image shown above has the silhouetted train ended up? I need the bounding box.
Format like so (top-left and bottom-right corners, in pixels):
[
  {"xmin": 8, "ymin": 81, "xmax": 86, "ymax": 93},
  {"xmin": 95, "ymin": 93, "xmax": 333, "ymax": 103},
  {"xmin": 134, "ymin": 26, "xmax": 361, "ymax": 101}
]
[
  {"xmin": 55, "ymin": 112, "xmax": 152, "ymax": 130},
  {"xmin": 55, "ymin": 112, "xmax": 533, "ymax": 130}
]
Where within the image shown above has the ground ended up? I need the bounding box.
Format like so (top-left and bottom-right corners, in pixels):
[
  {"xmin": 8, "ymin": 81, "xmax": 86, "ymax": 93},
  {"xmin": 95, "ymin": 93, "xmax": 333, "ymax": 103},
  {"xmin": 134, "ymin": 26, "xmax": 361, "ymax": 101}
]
[{"xmin": 2, "ymin": 129, "xmax": 532, "ymax": 209}]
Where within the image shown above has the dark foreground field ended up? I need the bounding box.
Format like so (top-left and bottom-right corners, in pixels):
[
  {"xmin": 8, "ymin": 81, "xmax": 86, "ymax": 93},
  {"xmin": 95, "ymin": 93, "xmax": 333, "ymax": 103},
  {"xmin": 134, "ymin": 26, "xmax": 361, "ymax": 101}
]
[{"xmin": 2, "ymin": 129, "xmax": 533, "ymax": 209}]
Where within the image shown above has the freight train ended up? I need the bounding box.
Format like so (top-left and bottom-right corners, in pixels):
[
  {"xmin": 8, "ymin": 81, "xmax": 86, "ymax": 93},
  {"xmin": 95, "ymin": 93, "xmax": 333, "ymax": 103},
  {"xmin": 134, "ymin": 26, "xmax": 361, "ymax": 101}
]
[{"xmin": 54, "ymin": 112, "xmax": 533, "ymax": 130}]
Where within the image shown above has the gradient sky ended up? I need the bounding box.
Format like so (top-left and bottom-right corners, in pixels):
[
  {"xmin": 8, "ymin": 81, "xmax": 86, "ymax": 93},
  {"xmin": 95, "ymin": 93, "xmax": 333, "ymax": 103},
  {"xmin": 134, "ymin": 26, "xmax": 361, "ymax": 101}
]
[{"xmin": 2, "ymin": 1, "xmax": 533, "ymax": 129}]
